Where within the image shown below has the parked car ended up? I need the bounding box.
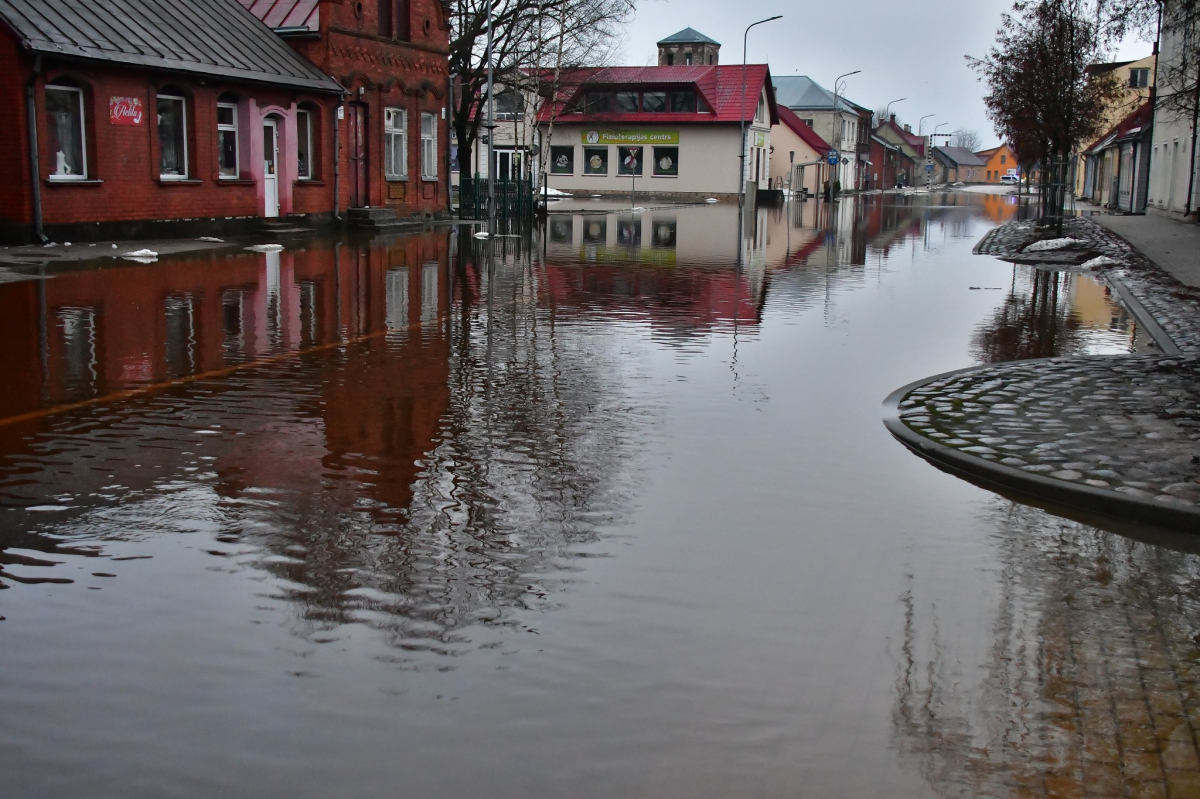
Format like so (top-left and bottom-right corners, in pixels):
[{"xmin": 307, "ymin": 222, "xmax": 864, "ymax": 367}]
[{"xmin": 1000, "ymin": 174, "xmax": 1021, "ymax": 185}]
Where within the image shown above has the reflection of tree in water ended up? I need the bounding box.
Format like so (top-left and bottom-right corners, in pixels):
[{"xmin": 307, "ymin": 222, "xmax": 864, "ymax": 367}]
[
  {"xmin": 972, "ymin": 269, "xmax": 1088, "ymax": 362},
  {"xmin": 259, "ymin": 242, "xmax": 654, "ymax": 653},
  {"xmin": 894, "ymin": 501, "xmax": 1200, "ymax": 797}
]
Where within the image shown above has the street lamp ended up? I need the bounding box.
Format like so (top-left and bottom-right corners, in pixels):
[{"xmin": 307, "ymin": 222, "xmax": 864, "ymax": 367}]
[
  {"xmin": 918, "ymin": 113, "xmax": 935, "ymax": 136},
  {"xmin": 739, "ymin": 15, "xmax": 782, "ymax": 209},
  {"xmin": 831, "ymin": 70, "xmax": 860, "ymax": 196},
  {"xmin": 884, "ymin": 97, "xmax": 906, "ymax": 122},
  {"xmin": 932, "ymin": 122, "xmax": 948, "ymax": 140}
]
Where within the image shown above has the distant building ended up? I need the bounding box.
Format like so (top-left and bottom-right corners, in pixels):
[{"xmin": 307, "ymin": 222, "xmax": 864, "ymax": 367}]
[
  {"xmin": 1147, "ymin": 0, "xmax": 1199, "ymax": 219},
  {"xmin": 933, "ymin": 147, "xmax": 987, "ymax": 184},
  {"xmin": 657, "ymin": 28, "xmax": 722, "ymax": 67},
  {"xmin": 773, "ymin": 76, "xmax": 871, "ymax": 191},
  {"xmin": 770, "ymin": 105, "xmax": 832, "ymax": 196},
  {"xmin": 874, "ymin": 115, "xmax": 927, "ymax": 187},
  {"xmin": 976, "ymin": 143, "xmax": 1021, "ymax": 183},
  {"xmin": 1073, "ymin": 55, "xmax": 1156, "ymax": 197},
  {"xmin": 1082, "ymin": 101, "xmax": 1153, "ymax": 212},
  {"xmin": 538, "ymin": 64, "xmax": 778, "ymax": 200}
]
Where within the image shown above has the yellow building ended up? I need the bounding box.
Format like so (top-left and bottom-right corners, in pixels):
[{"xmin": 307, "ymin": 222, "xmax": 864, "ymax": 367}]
[{"xmin": 1075, "ymin": 54, "xmax": 1155, "ymax": 197}]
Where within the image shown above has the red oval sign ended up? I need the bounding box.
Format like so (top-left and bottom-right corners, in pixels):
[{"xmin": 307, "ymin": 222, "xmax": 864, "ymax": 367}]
[{"xmin": 109, "ymin": 97, "xmax": 144, "ymax": 126}]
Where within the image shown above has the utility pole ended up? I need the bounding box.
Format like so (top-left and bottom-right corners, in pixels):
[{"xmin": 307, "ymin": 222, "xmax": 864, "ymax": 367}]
[{"xmin": 832, "ymin": 70, "xmax": 860, "ymax": 197}]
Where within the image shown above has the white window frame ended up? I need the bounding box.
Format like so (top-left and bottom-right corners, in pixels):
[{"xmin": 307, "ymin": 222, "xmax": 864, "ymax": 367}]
[
  {"xmin": 421, "ymin": 112, "xmax": 437, "ymax": 180},
  {"xmin": 46, "ymin": 85, "xmax": 88, "ymax": 181},
  {"xmin": 158, "ymin": 93, "xmax": 189, "ymax": 180},
  {"xmin": 217, "ymin": 102, "xmax": 238, "ymax": 179},
  {"xmin": 384, "ymin": 107, "xmax": 407, "ymax": 180},
  {"xmin": 296, "ymin": 108, "xmax": 314, "ymax": 180}
]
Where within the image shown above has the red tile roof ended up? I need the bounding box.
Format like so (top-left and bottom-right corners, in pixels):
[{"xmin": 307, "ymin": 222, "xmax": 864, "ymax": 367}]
[
  {"xmin": 239, "ymin": 0, "xmax": 319, "ymax": 31},
  {"xmin": 776, "ymin": 105, "xmax": 831, "ymax": 152},
  {"xmin": 537, "ymin": 64, "xmax": 777, "ymax": 125}
]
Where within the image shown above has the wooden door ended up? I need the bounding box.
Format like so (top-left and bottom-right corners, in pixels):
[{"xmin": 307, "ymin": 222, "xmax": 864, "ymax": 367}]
[{"xmin": 348, "ymin": 103, "xmax": 369, "ymax": 207}]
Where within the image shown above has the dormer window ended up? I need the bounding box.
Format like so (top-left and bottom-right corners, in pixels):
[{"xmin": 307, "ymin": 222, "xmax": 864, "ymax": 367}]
[
  {"xmin": 616, "ymin": 91, "xmax": 639, "ymax": 112},
  {"xmin": 670, "ymin": 91, "xmax": 696, "ymax": 112},
  {"xmin": 643, "ymin": 92, "xmax": 667, "ymax": 112},
  {"xmin": 584, "ymin": 91, "xmax": 610, "ymax": 113},
  {"xmin": 1129, "ymin": 68, "xmax": 1150, "ymax": 88}
]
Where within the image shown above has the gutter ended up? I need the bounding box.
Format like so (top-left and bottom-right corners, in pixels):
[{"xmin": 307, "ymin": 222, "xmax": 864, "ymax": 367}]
[
  {"xmin": 333, "ymin": 91, "xmax": 345, "ymax": 221},
  {"xmin": 25, "ymin": 54, "xmax": 46, "ymax": 243}
]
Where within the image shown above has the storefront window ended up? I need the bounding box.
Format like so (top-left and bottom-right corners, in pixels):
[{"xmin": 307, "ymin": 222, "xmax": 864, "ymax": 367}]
[
  {"xmin": 157, "ymin": 93, "xmax": 188, "ymax": 178},
  {"xmin": 652, "ymin": 146, "xmax": 678, "ymax": 177},
  {"xmin": 583, "ymin": 146, "xmax": 608, "ymax": 175},
  {"xmin": 217, "ymin": 100, "xmax": 238, "ymax": 178},
  {"xmin": 385, "ymin": 107, "xmax": 407, "ymax": 179},
  {"xmin": 550, "ymin": 145, "xmax": 574, "ymax": 174},
  {"xmin": 46, "ymin": 85, "xmax": 86, "ymax": 180},
  {"xmin": 643, "ymin": 92, "xmax": 667, "ymax": 113},
  {"xmin": 616, "ymin": 146, "xmax": 643, "ymax": 175}
]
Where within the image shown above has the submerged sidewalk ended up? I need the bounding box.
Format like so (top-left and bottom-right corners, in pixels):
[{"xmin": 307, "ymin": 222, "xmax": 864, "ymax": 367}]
[{"xmin": 1093, "ymin": 212, "xmax": 1200, "ymax": 289}]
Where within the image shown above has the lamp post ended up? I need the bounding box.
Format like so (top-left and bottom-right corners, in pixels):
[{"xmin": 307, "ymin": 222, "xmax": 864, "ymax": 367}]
[
  {"xmin": 485, "ymin": 0, "xmax": 495, "ymax": 224},
  {"xmin": 931, "ymin": 123, "xmax": 948, "ymax": 187},
  {"xmin": 884, "ymin": 97, "xmax": 906, "ymax": 123},
  {"xmin": 739, "ymin": 15, "xmax": 782, "ymax": 209},
  {"xmin": 918, "ymin": 114, "xmax": 935, "ymax": 136},
  {"xmin": 831, "ymin": 70, "xmax": 860, "ymax": 195}
]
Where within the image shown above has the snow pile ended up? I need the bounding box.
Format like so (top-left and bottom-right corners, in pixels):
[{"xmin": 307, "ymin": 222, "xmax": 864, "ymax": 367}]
[
  {"xmin": 245, "ymin": 244, "xmax": 285, "ymax": 253},
  {"xmin": 123, "ymin": 248, "xmax": 158, "ymax": 263},
  {"xmin": 542, "ymin": 187, "xmax": 572, "ymax": 198},
  {"xmin": 1025, "ymin": 237, "xmax": 1085, "ymax": 252},
  {"xmin": 1082, "ymin": 255, "xmax": 1122, "ymax": 269},
  {"xmin": 198, "ymin": 237, "xmax": 224, "ymax": 243}
]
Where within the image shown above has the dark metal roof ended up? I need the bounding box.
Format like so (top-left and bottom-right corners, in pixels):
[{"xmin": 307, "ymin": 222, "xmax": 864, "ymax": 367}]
[
  {"xmin": 933, "ymin": 146, "xmax": 987, "ymax": 167},
  {"xmin": 0, "ymin": 0, "xmax": 342, "ymax": 92},
  {"xmin": 657, "ymin": 27, "xmax": 720, "ymax": 46}
]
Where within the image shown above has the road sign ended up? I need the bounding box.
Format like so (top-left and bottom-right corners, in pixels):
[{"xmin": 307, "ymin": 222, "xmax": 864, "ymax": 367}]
[
  {"xmin": 827, "ymin": 149, "xmax": 839, "ymax": 166},
  {"xmin": 624, "ymin": 147, "xmax": 640, "ymax": 170}
]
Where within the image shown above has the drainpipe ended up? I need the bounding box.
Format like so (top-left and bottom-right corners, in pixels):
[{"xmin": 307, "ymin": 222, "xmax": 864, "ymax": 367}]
[
  {"xmin": 26, "ymin": 54, "xmax": 47, "ymax": 243},
  {"xmin": 446, "ymin": 72, "xmax": 454, "ymax": 217},
  {"xmin": 1187, "ymin": 52, "xmax": 1200, "ymax": 217},
  {"xmin": 333, "ymin": 91, "xmax": 346, "ymax": 221}
]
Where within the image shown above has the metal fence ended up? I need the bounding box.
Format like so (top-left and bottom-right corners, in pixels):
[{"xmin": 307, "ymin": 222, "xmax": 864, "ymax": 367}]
[{"xmin": 458, "ymin": 175, "xmax": 537, "ymax": 220}]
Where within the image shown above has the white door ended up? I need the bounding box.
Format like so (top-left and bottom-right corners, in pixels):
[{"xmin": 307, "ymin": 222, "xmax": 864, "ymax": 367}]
[{"xmin": 263, "ymin": 119, "xmax": 279, "ymax": 218}]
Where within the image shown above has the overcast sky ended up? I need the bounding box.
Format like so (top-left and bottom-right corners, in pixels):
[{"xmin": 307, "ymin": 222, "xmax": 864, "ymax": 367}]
[{"xmin": 618, "ymin": 0, "xmax": 1154, "ymax": 149}]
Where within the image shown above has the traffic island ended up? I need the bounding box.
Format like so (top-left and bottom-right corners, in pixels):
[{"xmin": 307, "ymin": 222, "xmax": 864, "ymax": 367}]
[{"xmin": 885, "ymin": 356, "xmax": 1200, "ymax": 530}]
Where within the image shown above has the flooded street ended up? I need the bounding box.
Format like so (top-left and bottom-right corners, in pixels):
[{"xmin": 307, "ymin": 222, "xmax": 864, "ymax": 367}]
[{"xmin": 2, "ymin": 193, "xmax": 1193, "ymax": 797}]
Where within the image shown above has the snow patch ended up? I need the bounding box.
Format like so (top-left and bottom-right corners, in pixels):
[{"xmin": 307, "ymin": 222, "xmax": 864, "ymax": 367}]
[
  {"xmin": 245, "ymin": 244, "xmax": 285, "ymax": 253},
  {"xmin": 1025, "ymin": 237, "xmax": 1084, "ymax": 252}
]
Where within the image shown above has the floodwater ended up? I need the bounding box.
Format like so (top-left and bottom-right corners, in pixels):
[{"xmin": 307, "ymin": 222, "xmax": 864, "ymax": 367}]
[{"xmin": 0, "ymin": 193, "xmax": 1191, "ymax": 798}]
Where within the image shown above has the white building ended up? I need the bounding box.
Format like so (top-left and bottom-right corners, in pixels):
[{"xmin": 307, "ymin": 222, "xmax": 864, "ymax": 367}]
[{"xmin": 1147, "ymin": 0, "xmax": 1200, "ymax": 219}]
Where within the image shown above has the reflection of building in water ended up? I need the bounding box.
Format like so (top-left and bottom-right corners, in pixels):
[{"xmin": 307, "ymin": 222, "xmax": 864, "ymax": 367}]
[{"xmin": 894, "ymin": 501, "xmax": 1200, "ymax": 798}]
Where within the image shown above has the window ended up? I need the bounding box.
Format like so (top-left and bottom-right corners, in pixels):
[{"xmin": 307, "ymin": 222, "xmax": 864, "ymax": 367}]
[
  {"xmin": 421, "ymin": 112, "xmax": 437, "ymax": 179},
  {"xmin": 755, "ymin": 94, "xmax": 767, "ymax": 123},
  {"xmin": 670, "ymin": 91, "xmax": 696, "ymax": 112},
  {"xmin": 684, "ymin": 53, "xmax": 693, "ymax": 66},
  {"xmin": 652, "ymin": 146, "xmax": 678, "ymax": 177},
  {"xmin": 495, "ymin": 90, "xmax": 524, "ymax": 121},
  {"xmin": 801, "ymin": 118, "xmax": 813, "ymax": 127},
  {"xmin": 616, "ymin": 146, "xmax": 643, "ymax": 175},
  {"xmin": 217, "ymin": 100, "xmax": 238, "ymax": 178},
  {"xmin": 666, "ymin": 54, "xmax": 674, "ymax": 66},
  {"xmin": 615, "ymin": 91, "xmax": 639, "ymax": 112},
  {"xmin": 583, "ymin": 146, "xmax": 608, "ymax": 175},
  {"xmin": 296, "ymin": 108, "xmax": 314, "ymax": 180},
  {"xmin": 378, "ymin": 0, "xmax": 392, "ymax": 35},
  {"xmin": 46, "ymin": 84, "xmax": 86, "ymax": 180},
  {"xmin": 550, "ymin": 145, "xmax": 574, "ymax": 174},
  {"xmin": 584, "ymin": 91, "xmax": 610, "ymax": 113},
  {"xmin": 1000, "ymin": 154, "xmax": 1007, "ymax": 165},
  {"xmin": 385, "ymin": 107, "xmax": 407, "ymax": 179},
  {"xmin": 643, "ymin": 92, "xmax": 667, "ymax": 113},
  {"xmin": 157, "ymin": 93, "xmax": 188, "ymax": 178},
  {"xmin": 396, "ymin": 0, "xmax": 410, "ymax": 39},
  {"xmin": 1130, "ymin": 68, "xmax": 1150, "ymax": 89}
]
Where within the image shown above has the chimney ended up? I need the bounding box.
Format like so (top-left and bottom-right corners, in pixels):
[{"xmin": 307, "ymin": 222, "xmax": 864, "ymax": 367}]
[
  {"xmin": 889, "ymin": 114, "xmax": 896, "ymax": 124},
  {"xmin": 903, "ymin": 124, "xmax": 912, "ymax": 133}
]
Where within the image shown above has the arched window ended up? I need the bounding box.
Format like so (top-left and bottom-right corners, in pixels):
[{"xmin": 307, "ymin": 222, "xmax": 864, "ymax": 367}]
[
  {"xmin": 217, "ymin": 92, "xmax": 239, "ymax": 178},
  {"xmin": 46, "ymin": 79, "xmax": 87, "ymax": 180},
  {"xmin": 157, "ymin": 86, "xmax": 189, "ymax": 178}
]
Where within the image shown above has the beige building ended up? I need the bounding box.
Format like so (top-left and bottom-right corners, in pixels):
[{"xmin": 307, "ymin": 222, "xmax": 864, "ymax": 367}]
[
  {"xmin": 538, "ymin": 63, "xmax": 778, "ymax": 200},
  {"xmin": 1075, "ymin": 54, "xmax": 1155, "ymax": 196},
  {"xmin": 769, "ymin": 105, "xmax": 832, "ymax": 196}
]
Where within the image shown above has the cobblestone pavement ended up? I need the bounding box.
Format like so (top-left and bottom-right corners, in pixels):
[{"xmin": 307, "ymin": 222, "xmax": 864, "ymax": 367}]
[{"xmin": 897, "ymin": 356, "xmax": 1200, "ymax": 507}]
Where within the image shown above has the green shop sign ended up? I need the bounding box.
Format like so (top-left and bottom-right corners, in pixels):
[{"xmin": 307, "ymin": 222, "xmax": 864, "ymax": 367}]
[{"xmin": 582, "ymin": 130, "xmax": 680, "ymax": 145}]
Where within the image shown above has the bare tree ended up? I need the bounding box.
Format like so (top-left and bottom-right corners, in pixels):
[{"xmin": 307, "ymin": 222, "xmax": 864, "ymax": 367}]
[
  {"xmin": 449, "ymin": 0, "xmax": 636, "ymax": 182},
  {"xmin": 969, "ymin": 0, "xmax": 1123, "ymax": 227},
  {"xmin": 951, "ymin": 129, "xmax": 983, "ymax": 151}
]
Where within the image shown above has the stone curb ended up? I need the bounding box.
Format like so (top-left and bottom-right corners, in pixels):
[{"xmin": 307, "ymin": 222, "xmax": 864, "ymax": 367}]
[
  {"xmin": 1104, "ymin": 274, "xmax": 1184, "ymax": 356},
  {"xmin": 882, "ymin": 363, "xmax": 1200, "ymax": 532}
]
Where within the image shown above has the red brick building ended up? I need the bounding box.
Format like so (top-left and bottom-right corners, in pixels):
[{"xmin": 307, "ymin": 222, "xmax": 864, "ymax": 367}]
[
  {"xmin": 242, "ymin": 0, "xmax": 452, "ymax": 224},
  {"xmin": 0, "ymin": 0, "xmax": 452, "ymax": 244}
]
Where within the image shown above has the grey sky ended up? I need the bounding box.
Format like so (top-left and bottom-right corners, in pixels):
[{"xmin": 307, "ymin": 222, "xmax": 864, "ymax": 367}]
[{"xmin": 619, "ymin": 0, "xmax": 1153, "ymax": 149}]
